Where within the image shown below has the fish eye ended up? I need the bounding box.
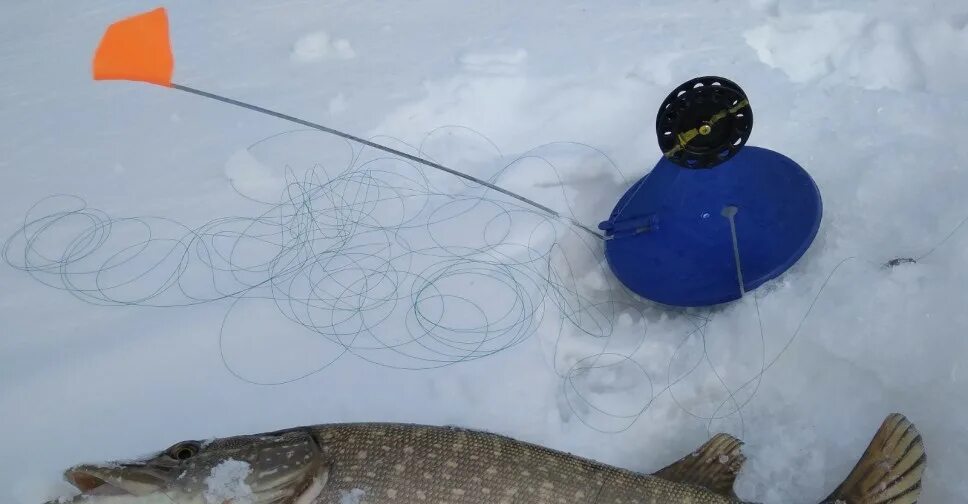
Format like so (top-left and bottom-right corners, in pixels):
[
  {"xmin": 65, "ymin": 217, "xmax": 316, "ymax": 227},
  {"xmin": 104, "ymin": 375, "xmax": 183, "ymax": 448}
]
[{"xmin": 169, "ymin": 443, "xmax": 199, "ymax": 460}]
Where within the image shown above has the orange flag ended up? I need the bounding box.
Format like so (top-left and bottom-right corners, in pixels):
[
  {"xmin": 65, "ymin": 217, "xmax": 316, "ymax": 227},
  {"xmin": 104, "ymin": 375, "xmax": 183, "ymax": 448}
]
[{"xmin": 93, "ymin": 7, "xmax": 174, "ymax": 87}]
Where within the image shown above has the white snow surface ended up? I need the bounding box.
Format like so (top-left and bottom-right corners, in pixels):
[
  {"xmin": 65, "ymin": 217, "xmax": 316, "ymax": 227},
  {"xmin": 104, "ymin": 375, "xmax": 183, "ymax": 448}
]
[
  {"xmin": 291, "ymin": 31, "xmax": 357, "ymax": 63},
  {"xmin": 339, "ymin": 488, "xmax": 366, "ymax": 504},
  {"xmin": 204, "ymin": 460, "xmax": 254, "ymax": 504},
  {"xmin": 2, "ymin": 1, "xmax": 967, "ymax": 503}
]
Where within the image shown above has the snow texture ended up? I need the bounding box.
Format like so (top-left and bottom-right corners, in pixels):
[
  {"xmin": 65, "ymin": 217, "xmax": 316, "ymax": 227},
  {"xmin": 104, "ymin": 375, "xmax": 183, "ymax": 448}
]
[
  {"xmin": 204, "ymin": 460, "xmax": 254, "ymax": 504},
  {"xmin": 224, "ymin": 148, "xmax": 285, "ymax": 200},
  {"xmin": 1, "ymin": 1, "xmax": 967, "ymax": 503},
  {"xmin": 291, "ymin": 31, "xmax": 356, "ymax": 62},
  {"xmin": 744, "ymin": 10, "xmax": 968, "ymax": 92},
  {"xmin": 340, "ymin": 488, "xmax": 366, "ymax": 504}
]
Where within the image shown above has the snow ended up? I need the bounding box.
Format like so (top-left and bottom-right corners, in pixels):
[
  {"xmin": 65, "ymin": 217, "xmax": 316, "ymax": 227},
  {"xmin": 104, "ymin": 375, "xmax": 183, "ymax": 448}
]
[
  {"xmin": 339, "ymin": 488, "xmax": 366, "ymax": 504},
  {"xmin": 291, "ymin": 31, "xmax": 357, "ymax": 63},
  {"xmin": 1, "ymin": 0, "xmax": 967, "ymax": 503},
  {"xmin": 204, "ymin": 460, "xmax": 254, "ymax": 504},
  {"xmin": 224, "ymin": 147, "xmax": 285, "ymax": 199},
  {"xmin": 743, "ymin": 10, "xmax": 968, "ymax": 92}
]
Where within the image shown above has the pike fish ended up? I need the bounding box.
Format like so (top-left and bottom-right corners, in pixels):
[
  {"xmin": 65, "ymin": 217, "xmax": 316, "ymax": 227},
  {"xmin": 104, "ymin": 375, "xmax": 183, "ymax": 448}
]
[{"xmin": 48, "ymin": 413, "xmax": 925, "ymax": 504}]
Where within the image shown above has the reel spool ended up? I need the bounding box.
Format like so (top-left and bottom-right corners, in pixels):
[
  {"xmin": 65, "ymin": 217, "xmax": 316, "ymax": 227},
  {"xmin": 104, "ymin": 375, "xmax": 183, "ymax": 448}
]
[
  {"xmin": 656, "ymin": 76, "xmax": 753, "ymax": 169},
  {"xmin": 599, "ymin": 76, "xmax": 822, "ymax": 307}
]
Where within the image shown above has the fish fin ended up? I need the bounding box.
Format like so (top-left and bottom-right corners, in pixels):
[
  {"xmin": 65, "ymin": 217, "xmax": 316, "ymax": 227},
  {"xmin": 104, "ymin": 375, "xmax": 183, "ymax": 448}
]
[
  {"xmin": 821, "ymin": 413, "xmax": 926, "ymax": 504},
  {"xmin": 652, "ymin": 433, "xmax": 745, "ymax": 497}
]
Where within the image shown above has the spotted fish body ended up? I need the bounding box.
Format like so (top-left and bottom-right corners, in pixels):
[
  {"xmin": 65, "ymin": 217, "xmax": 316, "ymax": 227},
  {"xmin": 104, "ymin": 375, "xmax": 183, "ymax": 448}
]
[
  {"xmin": 310, "ymin": 423, "xmax": 735, "ymax": 504},
  {"xmin": 53, "ymin": 414, "xmax": 925, "ymax": 504}
]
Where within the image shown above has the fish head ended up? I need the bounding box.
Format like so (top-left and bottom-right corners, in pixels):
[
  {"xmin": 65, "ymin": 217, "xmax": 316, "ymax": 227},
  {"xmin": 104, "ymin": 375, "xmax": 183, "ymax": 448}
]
[{"xmin": 56, "ymin": 429, "xmax": 328, "ymax": 504}]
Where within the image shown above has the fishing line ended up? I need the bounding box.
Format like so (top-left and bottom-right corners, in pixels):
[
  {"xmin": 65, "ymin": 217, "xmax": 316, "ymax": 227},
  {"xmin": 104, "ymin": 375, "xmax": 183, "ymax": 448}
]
[
  {"xmin": 557, "ymin": 205, "xmax": 968, "ymax": 438},
  {"xmin": 170, "ymin": 84, "xmax": 605, "ymax": 240},
  {"xmin": 5, "ymin": 126, "xmax": 968, "ymax": 438},
  {"xmin": 4, "ymin": 128, "xmax": 616, "ymax": 378}
]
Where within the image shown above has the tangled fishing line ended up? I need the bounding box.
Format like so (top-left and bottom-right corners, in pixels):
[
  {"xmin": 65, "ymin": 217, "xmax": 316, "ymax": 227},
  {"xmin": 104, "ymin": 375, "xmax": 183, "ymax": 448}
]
[
  {"xmin": 5, "ymin": 126, "xmax": 967, "ymax": 437},
  {"xmin": 3, "ymin": 128, "xmax": 631, "ymax": 376}
]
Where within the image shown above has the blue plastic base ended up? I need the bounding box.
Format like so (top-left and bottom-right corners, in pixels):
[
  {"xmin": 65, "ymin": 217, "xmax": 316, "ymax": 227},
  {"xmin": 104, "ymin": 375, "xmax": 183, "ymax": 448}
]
[{"xmin": 600, "ymin": 146, "xmax": 822, "ymax": 307}]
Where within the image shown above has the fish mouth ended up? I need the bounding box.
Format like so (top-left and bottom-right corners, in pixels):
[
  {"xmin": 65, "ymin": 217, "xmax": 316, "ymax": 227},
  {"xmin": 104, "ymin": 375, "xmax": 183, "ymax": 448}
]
[
  {"xmin": 66, "ymin": 470, "xmax": 129, "ymax": 497},
  {"xmin": 65, "ymin": 465, "xmax": 163, "ymax": 497}
]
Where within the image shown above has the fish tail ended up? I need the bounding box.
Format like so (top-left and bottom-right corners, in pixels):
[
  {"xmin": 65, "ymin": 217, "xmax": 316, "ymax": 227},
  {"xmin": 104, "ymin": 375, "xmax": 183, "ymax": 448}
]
[{"xmin": 821, "ymin": 413, "xmax": 926, "ymax": 504}]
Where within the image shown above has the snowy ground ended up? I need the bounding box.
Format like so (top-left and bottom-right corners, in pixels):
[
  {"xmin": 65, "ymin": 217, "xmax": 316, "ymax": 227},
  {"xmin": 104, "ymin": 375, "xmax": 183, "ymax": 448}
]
[{"xmin": 2, "ymin": 0, "xmax": 968, "ymax": 502}]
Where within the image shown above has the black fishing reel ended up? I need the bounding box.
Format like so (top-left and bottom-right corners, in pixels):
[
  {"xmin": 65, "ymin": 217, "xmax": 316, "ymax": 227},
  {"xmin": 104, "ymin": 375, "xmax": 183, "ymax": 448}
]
[{"xmin": 656, "ymin": 76, "xmax": 753, "ymax": 169}]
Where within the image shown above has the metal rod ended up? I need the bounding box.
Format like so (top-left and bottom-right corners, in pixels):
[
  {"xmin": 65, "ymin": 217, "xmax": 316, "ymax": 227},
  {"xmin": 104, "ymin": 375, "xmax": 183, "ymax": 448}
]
[
  {"xmin": 170, "ymin": 83, "xmax": 604, "ymax": 240},
  {"xmin": 722, "ymin": 205, "xmax": 746, "ymax": 296}
]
